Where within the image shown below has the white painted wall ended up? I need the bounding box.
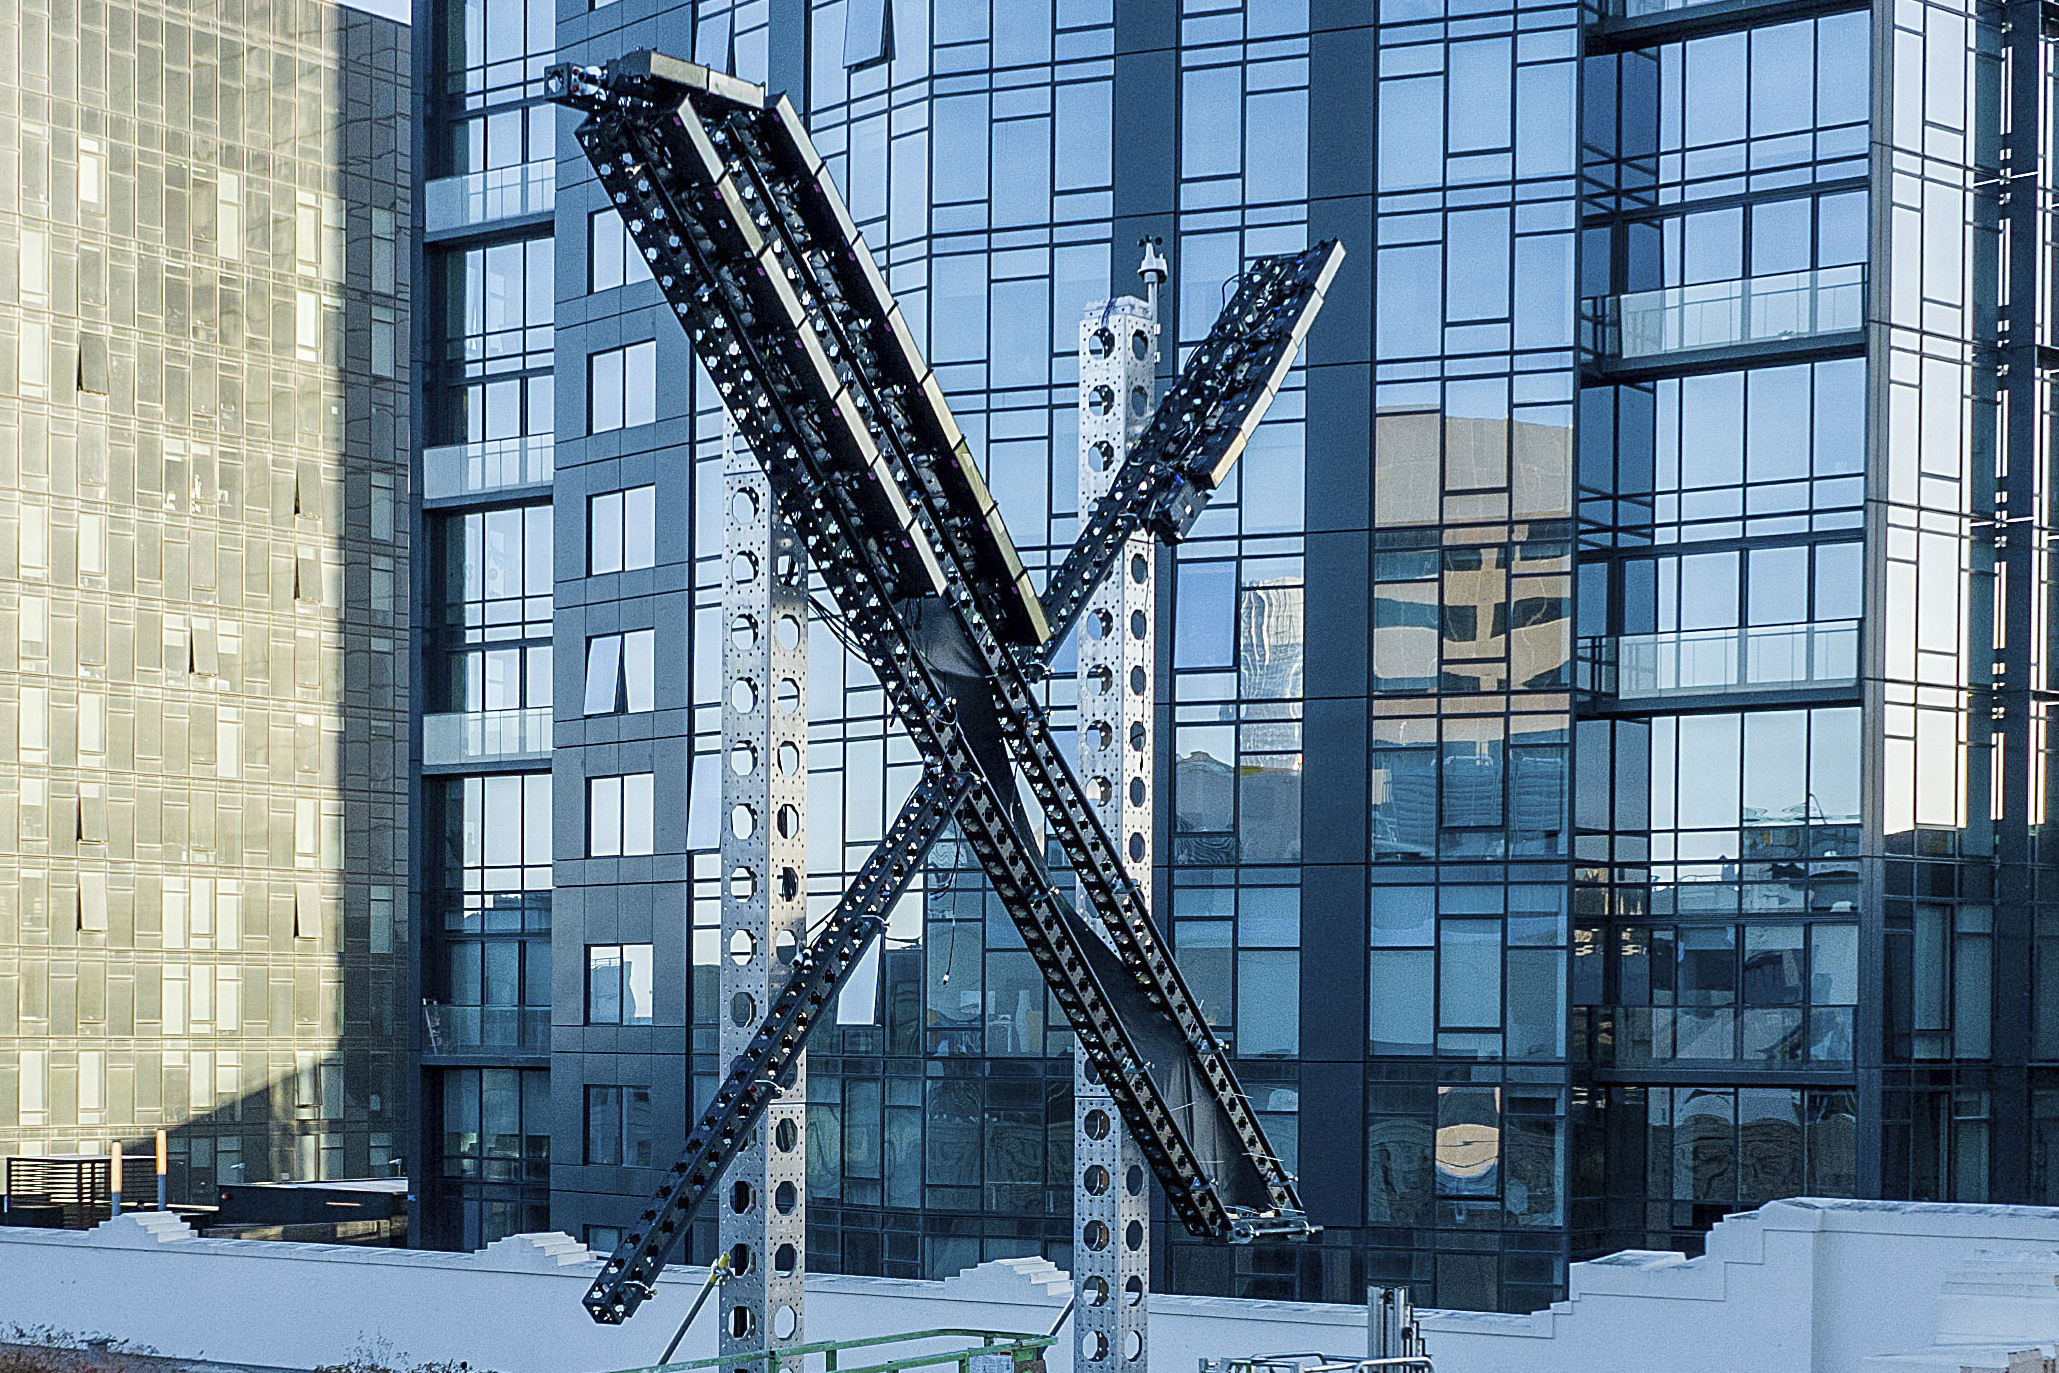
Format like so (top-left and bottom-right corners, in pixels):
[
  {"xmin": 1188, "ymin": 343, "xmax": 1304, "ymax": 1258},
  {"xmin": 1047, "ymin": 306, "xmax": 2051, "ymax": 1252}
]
[{"xmin": 2, "ymin": 1200, "xmax": 2056, "ymax": 1373}]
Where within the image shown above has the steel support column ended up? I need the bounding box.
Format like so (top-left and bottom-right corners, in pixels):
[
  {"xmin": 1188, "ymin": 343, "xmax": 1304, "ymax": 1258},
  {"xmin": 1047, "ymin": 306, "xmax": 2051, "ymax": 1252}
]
[
  {"xmin": 1073, "ymin": 260, "xmax": 1163, "ymax": 1372},
  {"xmin": 718, "ymin": 436, "xmax": 808, "ymax": 1367}
]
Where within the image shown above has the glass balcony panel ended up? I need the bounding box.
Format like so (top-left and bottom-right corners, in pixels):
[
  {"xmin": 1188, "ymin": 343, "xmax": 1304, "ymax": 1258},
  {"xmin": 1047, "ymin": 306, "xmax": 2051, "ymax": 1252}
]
[
  {"xmin": 423, "ymin": 435, "xmax": 555, "ymax": 501},
  {"xmin": 424, "ymin": 158, "xmax": 556, "ymax": 233},
  {"xmin": 1593, "ymin": 267, "xmax": 1865, "ymax": 360},
  {"xmin": 1582, "ymin": 621, "xmax": 1859, "ymax": 699},
  {"xmin": 423, "ymin": 1003, "xmax": 550, "ymax": 1052},
  {"xmin": 423, "ymin": 706, "xmax": 553, "ymax": 766}
]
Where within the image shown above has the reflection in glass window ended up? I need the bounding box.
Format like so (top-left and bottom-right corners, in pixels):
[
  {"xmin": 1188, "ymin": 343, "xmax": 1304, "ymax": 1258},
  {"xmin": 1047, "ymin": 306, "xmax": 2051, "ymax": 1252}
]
[
  {"xmin": 584, "ymin": 1084, "xmax": 654, "ymax": 1165},
  {"xmin": 439, "ymin": 236, "xmax": 554, "ymax": 445},
  {"xmin": 590, "ymin": 485, "xmax": 658, "ymax": 574},
  {"xmin": 584, "ymin": 630, "xmax": 656, "ymax": 714},
  {"xmin": 588, "ymin": 773, "xmax": 657, "ymax": 857},
  {"xmin": 437, "ymin": 773, "xmax": 552, "ymax": 933},
  {"xmin": 587, "ymin": 944, "xmax": 654, "ymax": 1025},
  {"xmin": 588, "ymin": 342, "xmax": 658, "ymax": 432},
  {"xmin": 430, "ymin": 504, "xmax": 553, "ymax": 711},
  {"xmin": 588, "ymin": 209, "xmax": 654, "ymax": 293},
  {"xmin": 441, "ymin": 1067, "xmax": 550, "ymax": 1184},
  {"xmin": 1436, "ymin": 1086, "xmax": 1500, "ymax": 1199}
]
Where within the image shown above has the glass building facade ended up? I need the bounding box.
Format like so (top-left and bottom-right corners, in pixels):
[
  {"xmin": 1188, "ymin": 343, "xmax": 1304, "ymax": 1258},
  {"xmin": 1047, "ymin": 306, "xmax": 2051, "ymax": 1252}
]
[
  {"xmin": 406, "ymin": 0, "xmax": 2056, "ymax": 1313},
  {"xmin": 0, "ymin": 0, "xmax": 413, "ymax": 1196}
]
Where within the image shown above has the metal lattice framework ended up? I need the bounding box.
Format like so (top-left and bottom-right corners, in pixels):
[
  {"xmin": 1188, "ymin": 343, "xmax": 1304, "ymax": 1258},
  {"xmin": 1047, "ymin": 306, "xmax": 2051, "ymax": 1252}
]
[
  {"xmin": 547, "ymin": 50, "xmax": 1342, "ymax": 1328},
  {"xmin": 1072, "ymin": 278, "xmax": 1163, "ymax": 1373}
]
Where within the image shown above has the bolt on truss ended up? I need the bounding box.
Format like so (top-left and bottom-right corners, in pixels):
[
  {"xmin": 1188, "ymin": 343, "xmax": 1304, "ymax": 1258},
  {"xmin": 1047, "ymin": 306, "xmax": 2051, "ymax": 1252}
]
[{"xmin": 547, "ymin": 50, "xmax": 1342, "ymax": 1327}]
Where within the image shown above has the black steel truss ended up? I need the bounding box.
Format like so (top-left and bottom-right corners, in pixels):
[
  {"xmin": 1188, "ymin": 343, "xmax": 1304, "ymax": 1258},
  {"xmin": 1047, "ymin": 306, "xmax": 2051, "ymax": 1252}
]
[{"xmin": 549, "ymin": 52, "xmax": 1341, "ymax": 1325}]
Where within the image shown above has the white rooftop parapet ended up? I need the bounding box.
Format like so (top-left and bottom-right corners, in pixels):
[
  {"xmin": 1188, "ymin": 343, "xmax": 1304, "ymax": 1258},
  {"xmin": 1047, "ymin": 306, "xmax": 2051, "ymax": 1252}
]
[{"xmin": 2, "ymin": 1200, "xmax": 2058, "ymax": 1373}]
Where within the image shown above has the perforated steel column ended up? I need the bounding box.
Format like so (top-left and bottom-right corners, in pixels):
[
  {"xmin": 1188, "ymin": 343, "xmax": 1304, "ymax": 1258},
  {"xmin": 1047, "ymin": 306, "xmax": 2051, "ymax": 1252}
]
[
  {"xmin": 1074, "ymin": 289, "xmax": 1159, "ymax": 1372},
  {"xmin": 719, "ymin": 438, "xmax": 808, "ymax": 1368}
]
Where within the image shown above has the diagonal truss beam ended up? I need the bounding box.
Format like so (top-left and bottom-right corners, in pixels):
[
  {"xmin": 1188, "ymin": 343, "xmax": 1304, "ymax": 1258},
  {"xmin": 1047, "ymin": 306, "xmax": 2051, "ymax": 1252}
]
[{"xmin": 550, "ymin": 52, "xmax": 1341, "ymax": 1325}]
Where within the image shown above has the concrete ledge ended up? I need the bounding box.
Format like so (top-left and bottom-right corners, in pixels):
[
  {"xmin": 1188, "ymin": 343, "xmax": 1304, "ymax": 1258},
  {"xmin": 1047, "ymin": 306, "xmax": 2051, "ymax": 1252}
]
[{"xmin": 2, "ymin": 1199, "xmax": 2057, "ymax": 1373}]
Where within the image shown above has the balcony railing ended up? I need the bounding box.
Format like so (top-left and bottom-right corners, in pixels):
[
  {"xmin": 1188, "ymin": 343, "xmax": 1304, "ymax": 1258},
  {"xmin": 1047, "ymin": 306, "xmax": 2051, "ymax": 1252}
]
[
  {"xmin": 1584, "ymin": 266, "xmax": 1865, "ymax": 360},
  {"xmin": 423, "ymin": 435, "xmax": 554, "ymax": 502},
  {"xmin": 423, "ymin": 1002, "xmax": 550, "ymax": 1054},
  {"xmin": 424, "ymin": 159, "xmax": 555, "ymax": 234},
  {"xmin": 1580, "ymin": 620, "xmax": 1859, "ymax": 699},
  {"xmin": 422, "ymin": 706, "xmax": 553, "ymax": 767}
]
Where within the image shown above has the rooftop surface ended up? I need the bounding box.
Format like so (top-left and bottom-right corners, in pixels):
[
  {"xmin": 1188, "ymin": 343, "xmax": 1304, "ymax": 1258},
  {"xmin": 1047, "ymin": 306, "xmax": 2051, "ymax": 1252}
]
[{"xmin": 1, "ymin": 1201, "xmax": 2055, "ymax": 1373}]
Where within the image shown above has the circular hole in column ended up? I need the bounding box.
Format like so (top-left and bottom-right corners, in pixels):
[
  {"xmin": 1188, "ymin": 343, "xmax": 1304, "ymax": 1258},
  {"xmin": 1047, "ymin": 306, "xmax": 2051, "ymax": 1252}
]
[
  {"xmin": 1089, "ymin": 666, "xmax": 1114, "ymax": 695},
  {"xmin": 1088, "ymin": 385, "xmax": 1115, "ymax": 417},
  {"xmin": 1082, "ymin": 1165, "xmax": 1110, "ymax": 1196},
  {"xmin": 772, "ymin": 1305, "xmax": 799, "ymax": 1341},
  {"xmin": 1080, "ymin": 1332, "xmax": 1109, "ymax": 1364},
  {"xmin": 1124, "ymin": 1275, "xmax": 1145, "ymax": 1306},
  {"xmin": 1130, "ymin": 331, "xmax": 1151, "ymax": 361},
  {"xmin": 1092, "ymin": 777, "xmax": 1113, "ymax": 805},
  {"xmin": 775, "ymin": 679, "xmax": 802, "ymax": 713},
  {"xmin": 728, "ymin": 1305, "xmax": 756, "ymax": 1341},
  {"xmin": 1129, "ymin": 385, "xmax": 1150, "ymax": 418},
  {"xmin": 773, "ymin": 1243, "xmax": 799, "ymax": 1276},
  {"xmin": 777, "ymin": 740, "xmax": 802, "ymax": 775},
  {"xmin": 731, "ymin": 490, "xmax": 760, "ymax": 524},
  {"xmin": 728, "ymin": 866, "xmax": 758, "ymax": 900},
  {"xmin": 728, "ymin": 930, "xmax": 758, "ymax": 965},
  {"xmin": 730, "ymin": 804, "xmax": 758, "ymax": 839},
  {"xmin": 730, "ymin": 614, "xmax": 759, "ymax": 650},
  {"xmin": 729, "ymin": 1180, "xmax": 755, "ymax": 1214},
  {"xmin": 775, "ymin": 615, "xmax": 803, "ymax": 651},
  {"xmin": 1091, "ymin": 440, "xmax": 1115, "ymax": 472},
  {"xmin": 1083, "ymin": 1109, "xmax": 1111, "ymax": 1141},
  {"xmin": 1125, "ymin": 1219, "xmax": 1144, "ymax": 1251},
  {"xmin": 1089, "ymin": 328, "xmax": 1116, "ymax": 359},
  {"xmin": 1089, "ymin": 722, "xmax": 1114, "ymax": 750},
  {"xmin": 1087, "ymin": 609, "xmax": 1113, "ymax": 641},
  {"xmin": 778, "ymin": 867, "xmax": 801, "ymax": 901},
  {"xmin": 1082, "ymin": 1058, "xmax": 1104, "ymax": 1087},
  {"xmin": 1129, "ymin": 778, "xmax": 1146, "ymax": 806},
  {"xmin": 1128, "ymin": 833, "xmax": 1146, "ymax": 862},
  {"xmin": 1082, "ymin": 1220, "xmax": 1110, "ymax": 1251},
  {"xmin": 730, "ymin": 679, "xmax": 759, "ymax": 713},
  {"xmin": 731, "ymin": 552, "xmax": 760, "ymax": 585},
  {"xmin": 730, "ymin": 742, "xmax": 758, "ymax": 776},
  {"xmin": 728, "ymin": 1243, "xmax": 755, "ymax": 1276},
  {"xmin": 729, "ymin": 991, "xmax": 757, "ymax": 1027},
  {"xmin": 774, "ymin": 551, "xmax": 802, "ymax": 582},
  {"xmin": 1128, "ymin": 722, "xmax": 1146, "ymax": 753},
  {"xmin": 1123, "ymin": 1330, "xmax": 1144, "ymax": 1362},
  {"xmin": 774, "ymin": 929, "xmax": 798, "ymax": 963},
  {"xmin": 775, "ymin": 1119, "xmax": 799, "ymax": 1153},
  {"xmin": 775, "ymin": 804, "xmax": 800, "ymax": 839},
  {"xmin": 1125, "ymin": 1164, "xmax": 1145, "ymax": 1195},
  {"xmin": 1130, "ymin": 552, "xmax": 1149, "ymax": 583},
  {"xmin": 1130, "ymin": 666, "xmax": 1147, "ymax": 695},
  {"xmin": 1130, "ymin": 610, "xmax": 1147, "ymax": 640},
  {"xmin": 1083, "ymin": 1276, "xmax": 1110, "ymax": 1307},
  {"xmin": 774, "ymin": 1180, "xmax": 798, "ymax": 1214}
]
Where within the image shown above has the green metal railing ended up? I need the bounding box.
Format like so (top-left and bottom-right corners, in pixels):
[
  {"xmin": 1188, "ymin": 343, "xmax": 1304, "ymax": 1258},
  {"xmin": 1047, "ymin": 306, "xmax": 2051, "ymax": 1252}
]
[{"xmin": 610, "ymin": 1328, "xmax": 1055, "ymax": 1373}]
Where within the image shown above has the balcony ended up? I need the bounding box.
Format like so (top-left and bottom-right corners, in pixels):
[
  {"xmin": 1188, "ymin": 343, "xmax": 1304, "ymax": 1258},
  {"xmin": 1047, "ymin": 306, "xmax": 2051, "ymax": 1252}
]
[
  {"xmin": 1584, "ymin": 266, "xmax": 1865, "ymax": 362},
  {"xmin": 423, "ymin": 1002, "xmax": 550, "ymax": 1055},
  {"xmin": 1580, "ymin": 620, "xmax": 1859, "ymax": 700},
  {"xmin": 423, "ymin": 435, "xmax": 554, "ymax": 504},
  {"xmin": 424, "ymin": 159, "xmax": 555, "ymax": 235},
  {"xmin": 422, "ymin": 707, "xmax": 553, "ymax": 768}
]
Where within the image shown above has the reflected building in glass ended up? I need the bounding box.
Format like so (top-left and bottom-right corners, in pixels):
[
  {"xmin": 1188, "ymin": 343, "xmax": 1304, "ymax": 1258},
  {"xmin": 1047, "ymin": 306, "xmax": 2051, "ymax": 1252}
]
[
  {"xmin": 404, "ymin": 0, "xmax": 2050, "ymax": 1314},
  {"xmin": 0, "ymin": 0, "xmax": 413, "ymax": 1195}
]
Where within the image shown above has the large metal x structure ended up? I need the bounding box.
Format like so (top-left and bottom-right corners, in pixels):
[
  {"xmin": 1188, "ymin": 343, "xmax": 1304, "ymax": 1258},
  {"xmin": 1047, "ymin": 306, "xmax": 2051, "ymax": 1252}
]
[{"xmin": 549, "ymin": 52, "xmax": 1343, "ymax": 1325}]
